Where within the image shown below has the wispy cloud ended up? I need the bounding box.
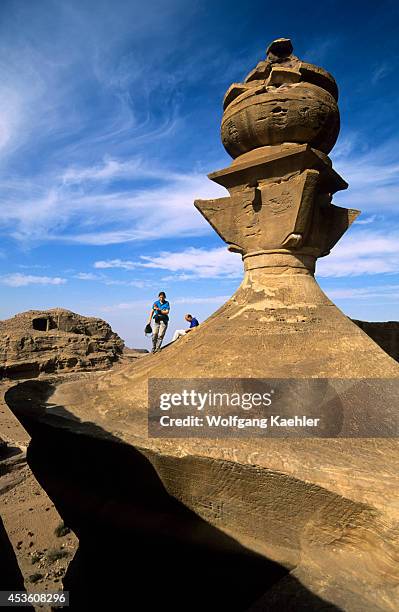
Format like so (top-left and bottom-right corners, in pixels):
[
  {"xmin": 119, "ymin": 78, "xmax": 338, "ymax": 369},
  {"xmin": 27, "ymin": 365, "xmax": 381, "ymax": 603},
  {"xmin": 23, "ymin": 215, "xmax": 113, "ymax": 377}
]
[
  {"xmin": 94, "ymin": 247, "xmax": 243, "ymax": 279},
  {"xmin": 99, "ymin": 294, "xmax": 230, "ymax": 313},
  {"xmin": 318, "ymin": 229, "xmax": 399, "ymax": 277},
  {"xmin": 139, "ymin": 247, "xmax": 242, "ymax": 279},
  {"xmin": 2, "ymin": 130, "xmax": 397, "ymax": 247},
  {"xmin": 94, "ymin": 258, "xmax": 136, "ymax": 270},
  {"xmin": 302, "ymin": 36, "xmax": 340, "ymax": 66},
  {"xmin": 354, "ymin": 215, "xmax": 378, "ymax": 225},
  {"xmin": 93, "ymin": 229, "xmax": 399, "ymax": 282},
  {"xmin": 0, "ymin": 0, "xmax": 193, "ymax": 164},
  {"xmin": 161, "ymin": 273, "xmax": 200, "ymax": 281},
  {"xmin": 0, "ymin": 273, "xmax": 67, "ymax": 287},
  {"xmin": 371, "ymin": 62, "xmax": 394, "ymax": 84},
  {"xmin": 103, "ymin": 279, "xmax": 148, "ymax": 288},
  {"xmin": 74, "ymin": 272, "xmax": 102, "ymax": 280},
  {"xmin": 74, "ymin": 270, "xmax": 148, "ymax": 288},
  {"xmin": 327, "ymin": 285, "xmax": 399, "ymax": 300},
  {"xmin": 99, "ymin": 300, "xmax": 152, "ymax": 313},
  {"xmin": 0, "ymin": 1, "xmax": 228, "ymax": 247},
  {"xmin": 175, "ymin": 295, "xmax": 230, "ymax": 304},
  {"xmin": 18, "ymin": 264, "xmax": 50, "ymax": 269},
  {"xmin": 61, "ymin": 158, "xmax": 145, "ymax": 184},
  {"xmin": 0, "ymin": 159, "xmax": 225, "ymax": 245},
  {"xmin": 331, "ymin": 136, "xmax": 399, "ymax": 214}
]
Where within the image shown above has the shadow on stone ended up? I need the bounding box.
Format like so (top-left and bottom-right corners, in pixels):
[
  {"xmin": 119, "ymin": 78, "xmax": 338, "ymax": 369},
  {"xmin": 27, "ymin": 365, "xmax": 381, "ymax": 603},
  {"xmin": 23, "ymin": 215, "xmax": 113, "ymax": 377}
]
[
  {"xmin": 0, "ymin": 515, "xmax": 30, "ymax": 597},
  {"xmin": 5, "ymin": 380, "xmax": 342, "ymax": 611}
]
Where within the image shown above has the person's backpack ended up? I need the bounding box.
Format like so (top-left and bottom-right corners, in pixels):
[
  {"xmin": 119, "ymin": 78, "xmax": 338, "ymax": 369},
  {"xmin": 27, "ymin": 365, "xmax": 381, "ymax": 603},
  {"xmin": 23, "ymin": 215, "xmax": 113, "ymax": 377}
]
[{"xmin": 154, "ymin": 313, "xmax": 169, "ymax": 324}]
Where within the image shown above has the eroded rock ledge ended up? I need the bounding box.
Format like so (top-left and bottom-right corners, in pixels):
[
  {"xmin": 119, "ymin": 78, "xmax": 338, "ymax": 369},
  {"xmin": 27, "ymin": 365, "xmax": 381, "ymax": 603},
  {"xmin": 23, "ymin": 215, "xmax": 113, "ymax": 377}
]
[{"xmin": 5, "ymin": 380, "xmax": 347, "ymax": 612}]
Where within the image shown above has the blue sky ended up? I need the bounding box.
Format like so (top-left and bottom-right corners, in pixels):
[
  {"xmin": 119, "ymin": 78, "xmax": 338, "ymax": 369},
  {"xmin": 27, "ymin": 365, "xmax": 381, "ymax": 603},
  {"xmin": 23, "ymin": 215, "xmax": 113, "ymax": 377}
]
[{"xmin": 0, "ymin": 0, "xmax": 398, "ymax": 347}]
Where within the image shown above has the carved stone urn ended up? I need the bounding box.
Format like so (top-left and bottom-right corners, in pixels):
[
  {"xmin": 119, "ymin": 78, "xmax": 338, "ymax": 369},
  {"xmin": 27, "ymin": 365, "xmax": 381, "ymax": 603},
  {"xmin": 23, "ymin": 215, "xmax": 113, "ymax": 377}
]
[
  {"xmin": 221, "ymin": 38, "xmax": 340, "ymax": 158},
  {"xmin": 196, "ymin": 38, "xmax": 356, "ymax": 279}
]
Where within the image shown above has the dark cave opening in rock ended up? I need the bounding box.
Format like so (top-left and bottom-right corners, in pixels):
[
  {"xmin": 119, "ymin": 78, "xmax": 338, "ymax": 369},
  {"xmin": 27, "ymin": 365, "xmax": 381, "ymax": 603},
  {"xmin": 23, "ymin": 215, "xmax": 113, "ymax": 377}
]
[{"xmin": 32, "ymin": 317, "xmax": 50, "ymax": 332}]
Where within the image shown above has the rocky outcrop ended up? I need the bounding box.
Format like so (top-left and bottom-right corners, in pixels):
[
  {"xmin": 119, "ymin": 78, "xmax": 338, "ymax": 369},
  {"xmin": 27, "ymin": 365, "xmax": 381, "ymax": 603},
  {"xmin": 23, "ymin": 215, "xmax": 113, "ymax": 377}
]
[
  {"xmin": 353, "ymin": 320, "xmax": 399, "ymax": 363},
  {"xmin": 0, "ymin": 309, "xmax": 124, "ymax": 379},
  {"xmin": 5, "ymin": 378, "xmax": 399, "ymax": 611},
  {"xmin": 5, "ymin": 380, "xmax": 340, "ymax": 612}
]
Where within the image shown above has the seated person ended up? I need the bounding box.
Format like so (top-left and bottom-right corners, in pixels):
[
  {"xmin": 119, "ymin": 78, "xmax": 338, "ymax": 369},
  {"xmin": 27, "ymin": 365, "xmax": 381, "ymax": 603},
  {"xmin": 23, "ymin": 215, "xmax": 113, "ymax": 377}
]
[{"xmin": 172, "ymin": 314, "xmax": 199, "ymax": 342}]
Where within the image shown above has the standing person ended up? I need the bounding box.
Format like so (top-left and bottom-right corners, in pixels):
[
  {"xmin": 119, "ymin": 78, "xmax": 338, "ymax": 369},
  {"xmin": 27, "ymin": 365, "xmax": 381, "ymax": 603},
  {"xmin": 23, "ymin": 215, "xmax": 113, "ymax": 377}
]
[
  {"xmin": 147, "ymin": 291, "xmax": 170, "ymax": 353},
  {"xmin": 172, "ymin": 314, "xmax": 199, "ymax": 342}
]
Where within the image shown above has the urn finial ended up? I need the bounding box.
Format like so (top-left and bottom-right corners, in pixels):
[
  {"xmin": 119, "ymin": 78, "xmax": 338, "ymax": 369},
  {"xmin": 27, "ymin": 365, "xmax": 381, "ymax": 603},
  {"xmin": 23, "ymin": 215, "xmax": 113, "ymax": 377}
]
[
  {"xmin": 222, "ymin": 38, "xmax": 339, "ymax": 158},
  {"xmin": 196, "ymin": 38, "xmax": 359, "ymax": 275}
]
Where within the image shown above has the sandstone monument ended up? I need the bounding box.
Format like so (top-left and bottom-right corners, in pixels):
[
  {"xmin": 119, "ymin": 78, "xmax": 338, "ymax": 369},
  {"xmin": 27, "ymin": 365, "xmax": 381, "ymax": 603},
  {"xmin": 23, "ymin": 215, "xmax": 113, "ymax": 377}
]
[{"xmin": 5, "ymin": 39, "xmax": 399, "ymax": 610}]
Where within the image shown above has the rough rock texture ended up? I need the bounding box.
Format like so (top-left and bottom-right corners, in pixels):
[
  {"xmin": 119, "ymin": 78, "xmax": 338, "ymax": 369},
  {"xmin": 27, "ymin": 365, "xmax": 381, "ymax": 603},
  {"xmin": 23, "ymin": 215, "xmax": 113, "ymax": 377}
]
[
  {"xmin": 221, "ymin": 37, "xmax": 340, "ymax": 158},
  {"xmin": 353, "ymin": 320, "xmax": 399, "ymax": 364},
  {"xmin": 5, "ymin": 38, "xmax": 399, "ymax": 611},
  {"xmin": 0, "ymin": 309, "xmax": 124, "ymax": 378}
]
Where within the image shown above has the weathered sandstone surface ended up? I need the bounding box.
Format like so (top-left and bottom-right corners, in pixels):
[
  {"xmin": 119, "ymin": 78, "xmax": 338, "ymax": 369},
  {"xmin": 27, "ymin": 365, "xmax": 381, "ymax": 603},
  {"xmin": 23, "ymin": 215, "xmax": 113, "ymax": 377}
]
[{"xmin": 0, "ymin": 309, "xmax": 124, "ymax": 378}]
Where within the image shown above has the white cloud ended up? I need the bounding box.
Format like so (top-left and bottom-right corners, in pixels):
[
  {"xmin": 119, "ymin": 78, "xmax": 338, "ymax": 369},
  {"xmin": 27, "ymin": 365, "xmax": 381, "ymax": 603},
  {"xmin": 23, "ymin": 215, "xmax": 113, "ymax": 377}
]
[
  {"xmin": 0, "ymin": 0, "xmax": 193, "ymax": 165},
  {"xmin": 0, "ymin": 162, "xmax": 225, "ymax": 245},
  {"xmin": 2, "ymin": 133, "xmax": 397, "ymax": 248},
  {"xmin": 94, "ymin": 258, "xmax": 136, "ymax": 270},
  {"xmin": 74, "ymin": 272, "xmax": 101, "ymax": 280},
  {"xmin": 99, "ymin": 300, "xmax": 149, "ymax": 313},
  {"xmin": 371, "ymin": 62, "xmax": 394, "ymax": 84},
  {"xmin": 161, "ymin": 273, "xmax": 199, "ymax": 281},
  {"xmin": 1, "ymin": 273, "xmax": 67, "ymax": 287},
  {"xmin": 317, "ymin": 230, "xmax": 399, "ymax": 277},
  {"xmin": 103, "ymin": 279, "xmax": 148, "ymax": 288},
  {"xmin": 61, "ymin": 157, "xmax": 157, "ymax": 185},
  {"xmin": 93, "ymin": 230, "xmax": 399, "ymax": 284},
  {"xmin": 331, "ymin": 136, "xmax": 399, "ymax": 214},
  {"xmin": 175, "ymin": 295, "xmax": 230, "ymax": 304},
  {"xmin": 354, "ymin": 215, "xmax": 378, "ymax": 226},
  {"xmin": 327, "ymin": 285, "xmax": 399, "ymax": 300},
  {"xmin": 74, "ymin": 270, "xmax": 148, "ymax": 288},
  {"xmin": 18, "ymin": 264, "xmax": 50, "ymax": 269},
  {"xmin": 0, "ymin": 2, "xmax": 226, "ymax": 247},
  {"xmin": 99, "ymin": 294, "xmax": 230, "ymax": 313},
  {"xmin": 92, "ymin": 247, "xmax": 242, "ymax": 288},
  {"xmin": 139, "ymin": 247, "xmax": 242, "ymax": 278}
]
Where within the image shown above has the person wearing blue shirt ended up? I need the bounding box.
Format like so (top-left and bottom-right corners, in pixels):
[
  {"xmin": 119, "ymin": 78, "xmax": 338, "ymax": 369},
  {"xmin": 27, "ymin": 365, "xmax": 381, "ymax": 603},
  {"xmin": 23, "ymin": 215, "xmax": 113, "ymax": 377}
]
[
  {"xmin": 147, "ymin": 291, "xmax": 170, "ymax": 353},
  {"xmin": 172, "ymin": 314, "xmax": 199, "ymax": 342}
]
